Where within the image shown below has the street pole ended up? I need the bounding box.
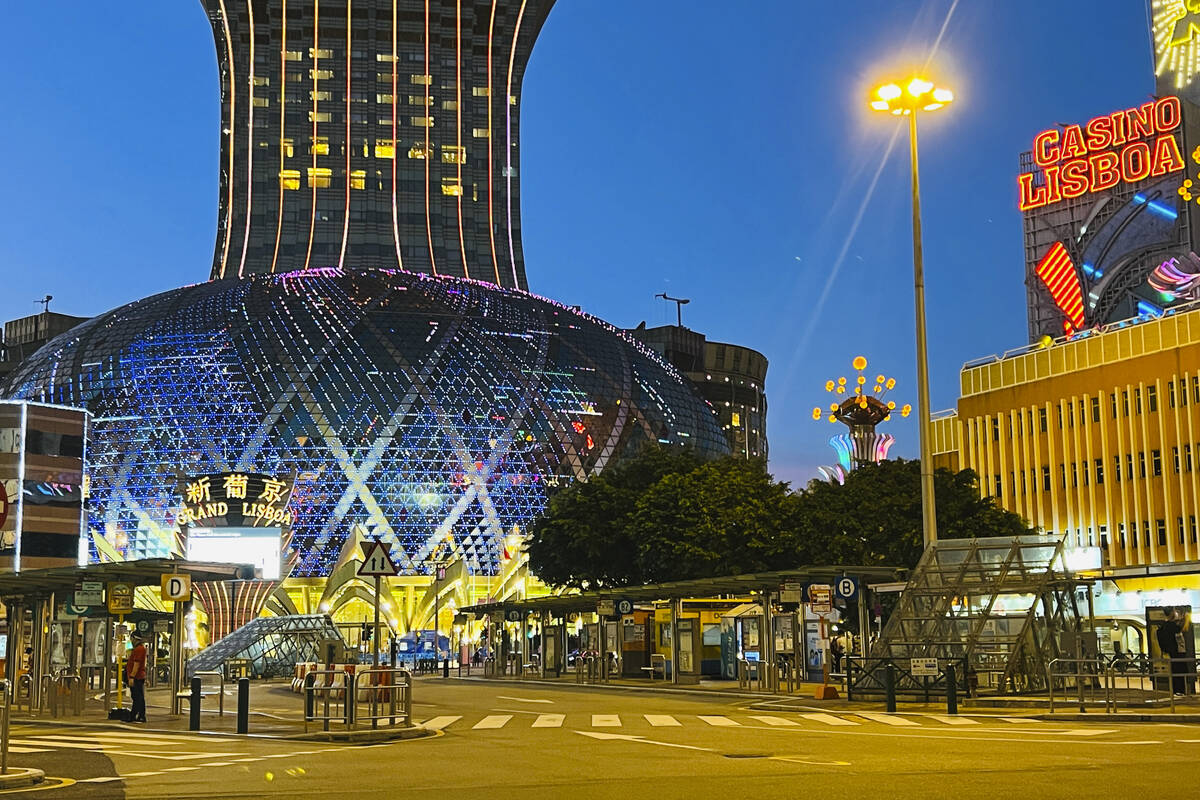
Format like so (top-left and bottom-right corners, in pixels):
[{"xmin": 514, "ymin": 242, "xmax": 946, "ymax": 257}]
[
  {"xmin": 373, "ymin": 575, "xmax": 381, "ymax": 667},
  {"xmin": 909, "ymin": 109, "xmax": 938, "ymax": 551}
]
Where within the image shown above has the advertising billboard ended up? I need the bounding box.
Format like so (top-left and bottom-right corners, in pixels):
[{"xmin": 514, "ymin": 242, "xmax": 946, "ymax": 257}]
[{"xmin": 186, "ymin": 526, "xmax": 282, "ymax": 581}]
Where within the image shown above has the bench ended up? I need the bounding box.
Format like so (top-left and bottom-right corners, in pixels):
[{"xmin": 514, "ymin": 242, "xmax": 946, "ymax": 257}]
[{"xmin": 522, "ymin": 663, "xmax": 539, "ymax": 676}]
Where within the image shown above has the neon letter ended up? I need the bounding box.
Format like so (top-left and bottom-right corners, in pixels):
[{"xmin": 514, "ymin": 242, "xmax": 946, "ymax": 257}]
[
  {"xmin": 1150, "ymin": 134, "xmax": 1185, "ymax": 176},
  {"xmin": 1085, "ymin": 116, "xmax": 1113, "ymax": 150},
  {"xmin": 1061, "ymin": 125, "xmax": 1087, "ymax": 158},
  {"xmin": 1033, "ymin": 129, "xmax": 1060, "ymax": 167},
  {"xmin": 1155, "ymin": 96, "xmax": 1182, "ymax": 133},
  {"xmin": 1128, "ymin": 102, "xmax": 1156, "ymax": 139},
  {"xmin": 1120, "ymin": 142, "xmax": 1151, "ymax": 182},
  {"xmin": 1088, "ymin": 151, "xmax": 1120, "ymax": 192},
  {"xmin": 1060, "ymin": 160, "xmax": 1089, "ymax": 199},
  {"xmin": 1018, "ymin": 172, "xmax": 1049, "ymax": 210}
]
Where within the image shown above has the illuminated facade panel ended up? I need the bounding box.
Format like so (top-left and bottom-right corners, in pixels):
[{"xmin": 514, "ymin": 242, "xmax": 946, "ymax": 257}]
[
  {"xmin": 1, "ymin": 269, "xmax": 728, "ymax": 578},
  {"xmin": 932, "ymin": 304, "xmax": 1200, "ymax": 570},
  {"xmin": 201, "ymin": 0, "xmax": 554, "ymax": 290}
]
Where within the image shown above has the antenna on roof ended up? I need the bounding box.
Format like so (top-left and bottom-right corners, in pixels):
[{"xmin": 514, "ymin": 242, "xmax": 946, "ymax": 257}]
[{"xmin": 36, "ymin": 295, "xmax": 53, "ymax": 313}]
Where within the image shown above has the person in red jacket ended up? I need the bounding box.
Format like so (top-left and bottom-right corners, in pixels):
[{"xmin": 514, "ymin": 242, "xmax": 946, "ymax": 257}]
[{"xmin": 126, "ymin": 634, "xmax": 147, "ymax": 723}]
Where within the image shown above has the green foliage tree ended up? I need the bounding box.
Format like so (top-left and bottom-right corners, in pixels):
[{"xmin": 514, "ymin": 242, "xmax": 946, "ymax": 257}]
[
  {"xmin": 525, "ymin": 445, "xmax": 701, "ymax": 589},
  {"xmin": 784, "ymin": 459, "xmax": 1033, "ymax": 569}
]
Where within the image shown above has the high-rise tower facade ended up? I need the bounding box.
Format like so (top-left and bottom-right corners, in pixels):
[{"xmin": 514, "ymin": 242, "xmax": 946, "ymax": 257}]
[{"xmin": 201, "ymin": 0, "xmax": 554, "ymax": 290}]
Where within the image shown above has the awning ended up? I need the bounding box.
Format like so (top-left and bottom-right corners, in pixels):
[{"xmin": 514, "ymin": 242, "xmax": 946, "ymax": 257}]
[{"xmin": 0, "ymin": 559, "xmax": 255, "ymax": 601}]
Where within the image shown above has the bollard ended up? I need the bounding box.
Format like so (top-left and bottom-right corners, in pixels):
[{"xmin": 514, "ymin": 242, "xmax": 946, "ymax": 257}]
[
  {"xmin": 883, "ymin": 663, "xmax": 897, "ymax": 713},
  {"xmin": 304, "ymin": 674, "xmax": 315, "ymax": 720},
  {"xmin": 945, "ymin": 663, "xmax": 958, "ymax": 715},
  {"xmin": 237, "ymin": 678, "xmax": 249, "ymax": 734},
  {"xmin": 442, "ymin": 658, "xmax": 449, "ymax": 679},
  {"xmin": 189, "ymin": 677, "xmax": 202, "ymax": 732}
]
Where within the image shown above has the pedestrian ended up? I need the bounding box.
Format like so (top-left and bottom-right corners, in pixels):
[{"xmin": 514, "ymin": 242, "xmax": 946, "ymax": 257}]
[
  {"xmin": 830, "ymin": 634, "xmax": 845, "ymax": 673},
  {"xmin": 126, "ymin": 633, "xmax": 148, "ymax": 723},
  {"xmin": 1155, "ymin": 608, "xmax": 1187, "ymax": 696}
]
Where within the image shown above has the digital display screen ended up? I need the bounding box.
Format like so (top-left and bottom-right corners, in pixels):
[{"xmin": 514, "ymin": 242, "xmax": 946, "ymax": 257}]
[{"xmin": 186, "ymin": 526, "xmax": 281, "ymax": 580}]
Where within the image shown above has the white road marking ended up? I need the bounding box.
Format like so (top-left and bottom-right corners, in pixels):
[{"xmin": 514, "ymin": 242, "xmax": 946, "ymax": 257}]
[
  {"xmin": 855, "ymin": 712, "xmax": 919, "ymax": 726},
  {"xmin": 15, "ymin": 737, "xmax": 106, "ymax": 749},
  {"xmin": 1000, "ymin": 717, "xmax": 1042, "ymax": 724},
  {"xmin": 698, "ymin": 715, "xmax": 739, "ymax": 727},
  {"xmin": 77, "ymin": 777, "xmax": 125, "ymax": 783},
  {"xmin": 121, "ymin": 771, "xmax": 164, "ymax": 777},
  {"xmin": 749, "ymin": 716, "xmax": 799, "ymax": 727},
  {"xmin": 591, "ymin": 715, "xmax": 621, "ymax": 727},
  {"xmin": 160, "ymin": 767, "xmax": 201, "ymax": 772},
  {"xmin": 107, "ymin": 751, "xmax": 244, "ymax": 761},
  {"xmin": 800, "ymin": 713, "xmax": 859, "ymax": 726},
  {"xmin": 496, "ymin": 695, "xmax": 553, "ymax": 704},
  {"xmin": 645, "ymin": 715, "xmax": 681, "ymax": 727},
  {"xmin": 575, "ymin": 731, "xmax": 715, "ymax": 752},
  {"xmin": 422, "ymin": 716, "xmax": 462, "ymax": 730},
  {"xmin": 769, "ymin": 755, "xmax": 851, "ymax": 766},
  {"xmin": 4, "ymin": 746, "xmax": 51, "ymax": 753},
  {"xmin": 473, "ymin": 715, "xmax": 513, "ymax": 730},
  {"xmin": 928, "ymin": 715, "xmax": 980, "ymax": 725},
  {"xmin": 532, "ymin": 714, "xmax": 565, "ymax": 728}
]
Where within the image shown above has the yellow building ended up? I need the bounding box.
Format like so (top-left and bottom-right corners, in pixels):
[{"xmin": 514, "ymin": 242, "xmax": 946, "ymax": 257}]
[{"xmin": 932, "ymin": 304, "xmax": 1200, "ymax": 570}]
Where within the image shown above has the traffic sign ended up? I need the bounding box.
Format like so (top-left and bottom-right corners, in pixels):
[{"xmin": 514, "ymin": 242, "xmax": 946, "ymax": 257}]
[
  {"xmin": 74, "ymin": 580, "xmax": 103, "ymax": 606},
  {"xmin": 807, "ymin": 584, "xmax": 833, "ymax": 614},
  {"xmin": 357, "ymin": 540, "xmax": 400, "ymax": 577},
  {"xmin": 779, "ymin": 581, "xmax": 804, "ymax": 604},
  {"xmin": 835, "ymin": 576, "xmax": 859, "ymax": 601},
  {"xmin": 161, "ymin": 573, "xmax": 192, "ymax": 602},
  {"xmin": 107, "ymin": 582, "xmax": 134, "ymax": 614},
  {"xmin": 910, "ymin": 657, "xmax": 939, "ymax": 677},
  {"xmin": 615, "ymin": 599, "xmax": 634, "ymax": 616}
]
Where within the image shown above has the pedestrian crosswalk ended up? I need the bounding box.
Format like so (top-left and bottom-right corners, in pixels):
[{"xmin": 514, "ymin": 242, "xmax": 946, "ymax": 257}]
[{"xmin": 417, "ymin": 712, "xmax": 1048, "ymax": 733}]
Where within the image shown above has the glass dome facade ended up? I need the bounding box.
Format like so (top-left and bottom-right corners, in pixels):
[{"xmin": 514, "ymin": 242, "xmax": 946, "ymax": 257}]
[{"xmin": 2, "ymin": 269, "xmax": 728, "ymax": 577}]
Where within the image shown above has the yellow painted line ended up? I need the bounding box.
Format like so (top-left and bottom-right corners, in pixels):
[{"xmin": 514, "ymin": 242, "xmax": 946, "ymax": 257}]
[{"xmin": 0, "ymin": 777, "xmax": 76, "ymax": 794}]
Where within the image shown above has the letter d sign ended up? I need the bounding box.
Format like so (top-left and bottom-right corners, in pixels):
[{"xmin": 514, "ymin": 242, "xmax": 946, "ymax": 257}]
[{"xmin": 161, "ymin": 573, "xmax": 192, "ymax": 602}]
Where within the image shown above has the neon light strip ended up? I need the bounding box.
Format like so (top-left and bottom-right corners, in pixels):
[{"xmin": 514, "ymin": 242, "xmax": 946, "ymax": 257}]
[
  {"xmin": 270, "ymin": 0, "xmax": 287, "ymax": 273},
  {"xmin": 486, "ymin": 1, "xmax": 500, "ymax": 284},
  {"xmin": 237, "ymin": 0, "xmax": 255, "ymax": 278},
  {"xmin": 79, "ymin": 409, "xmax": 89, "ymax": 566},
  {"xmin": 424, "ymin": 0, "xmax": 437, "ymax": 274},
  {"xmin": 505, "ymin": 0, "xmax": 527, "ymax": 287},
  {"xmin": 390, "ymin": 0, "xmax": 403, "ymax": 269},
  {"xmin": 217, "ymin": 0, "xmax": 236, "ymax": 279},
  {"xmin": 303, "ymin": 1, "xmax": 319, "ymax": 271},
  {"xmin": 338, "ymin": 0, "xmax": 351, "ymax": 268},
  {"xmin": 455, "ymin": 0, "xmax": 469, "ymax": 278},
  {"xmin": 1035, "ymin": 242, "xmax": 1086, "ymax": 331}
]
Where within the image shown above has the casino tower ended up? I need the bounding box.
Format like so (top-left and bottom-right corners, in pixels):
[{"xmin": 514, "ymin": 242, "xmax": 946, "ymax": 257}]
[{"xmin": 201, "ymin": 0, "xmax": 554, "ymax": 290}]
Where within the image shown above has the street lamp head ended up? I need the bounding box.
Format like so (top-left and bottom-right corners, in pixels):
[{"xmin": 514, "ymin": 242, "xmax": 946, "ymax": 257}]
[{"xmin": 869, "ymin": 78, "xmax": 953, "ymax": 116}]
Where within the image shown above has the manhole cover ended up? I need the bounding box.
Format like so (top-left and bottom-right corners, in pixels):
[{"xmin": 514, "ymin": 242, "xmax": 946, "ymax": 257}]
[{"xmin": 723, "ymin": 753, "xmax": 770, "ymax": 759}]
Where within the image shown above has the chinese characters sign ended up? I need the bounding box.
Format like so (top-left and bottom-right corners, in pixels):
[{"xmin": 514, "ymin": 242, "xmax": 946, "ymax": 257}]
[
  {"xmin": 1019, "ymin": 97, "xmax": 1185, "ymax": 211},
  {"xmin": 178, "ymin": 472, "xmax": 293, "ymax": 528}
]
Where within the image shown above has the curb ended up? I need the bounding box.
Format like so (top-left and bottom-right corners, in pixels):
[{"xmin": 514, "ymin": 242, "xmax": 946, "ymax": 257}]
[
  {"xmin": 1033, "ymin": 712, "xmax": 1200, "ymax": 723},
  {"xmin": 11, "ymin": 715, "xmax": 434, "ymax": 742},
  {"xmin": 0, "ymin": 768, "xmax": 45, "ymax": 789},
  {"xmin": 281, "ymin": 725, "xmax": 435, "ymax": 743}
]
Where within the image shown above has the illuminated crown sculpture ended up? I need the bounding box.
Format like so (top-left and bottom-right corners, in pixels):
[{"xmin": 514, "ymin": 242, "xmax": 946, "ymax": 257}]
[{"xmin": 811, "ymin": 356, "xmax": 910, "ymax": 484}]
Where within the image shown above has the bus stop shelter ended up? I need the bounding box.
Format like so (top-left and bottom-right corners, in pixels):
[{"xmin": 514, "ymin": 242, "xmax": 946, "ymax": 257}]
[
  {"xmin": 0, "ymin": 559, "xmax": 252, "ymax": 714},
  {"xmin": 463, "ymin": 565, "xmax": 904, "ymax": 690}
]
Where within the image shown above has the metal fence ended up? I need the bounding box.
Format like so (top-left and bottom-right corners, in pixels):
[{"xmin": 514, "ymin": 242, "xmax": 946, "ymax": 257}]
[
  {"xmin": 1047, "ymin": 655, "xmax": 1200, "ymax": 713},
  {"xmin": 303, "ymin": 668, "xmax": 413, "ymax": 732}
]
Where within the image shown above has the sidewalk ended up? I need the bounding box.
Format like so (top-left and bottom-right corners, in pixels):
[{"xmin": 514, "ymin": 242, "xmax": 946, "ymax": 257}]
[{"xmin": 14, "ymin": 681, "xmax": 428, "ymax": 742}]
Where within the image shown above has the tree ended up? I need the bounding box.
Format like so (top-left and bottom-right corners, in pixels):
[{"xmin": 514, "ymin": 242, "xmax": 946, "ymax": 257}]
[
  {"xmin": 525, "ymin": 445, "xmax": 702, "ymax": 588},
  {"xmin": 784, "ymin": 459, "xmax": 1033, "ymax": 570},
  {"xmin": 633, "ymin": 458, "xmax": 791, "ymax": 582}
]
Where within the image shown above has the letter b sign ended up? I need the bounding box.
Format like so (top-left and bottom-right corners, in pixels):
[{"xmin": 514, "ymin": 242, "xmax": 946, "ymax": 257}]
[{"xmin": 161, "ymin": 573, "xmax": 192, "ymax": 602}]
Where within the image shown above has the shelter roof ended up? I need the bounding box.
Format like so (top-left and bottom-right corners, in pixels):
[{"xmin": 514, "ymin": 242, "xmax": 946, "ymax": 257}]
[
  {"xmin": 462, "ymin": 565, "xmax": 904, "ymax": 616},
  {"xmin": 0, "ymin": 559, "xmax": 254, "ymax": 600}
]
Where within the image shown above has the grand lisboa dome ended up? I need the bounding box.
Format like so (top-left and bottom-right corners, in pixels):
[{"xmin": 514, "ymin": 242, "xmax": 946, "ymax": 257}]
[{"xmin": 1, "ymin": 268, "xmax": 728, "ymax": 577}]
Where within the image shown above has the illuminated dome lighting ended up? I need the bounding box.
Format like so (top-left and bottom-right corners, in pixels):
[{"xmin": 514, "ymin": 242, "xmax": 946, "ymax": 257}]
[{"xmin": 2, "ymin": 268, "xmax": 729, "ymax": 577}]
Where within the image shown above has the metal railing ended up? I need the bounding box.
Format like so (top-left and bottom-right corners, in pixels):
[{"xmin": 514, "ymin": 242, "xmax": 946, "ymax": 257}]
[
  {"xmin": 303, "ymin": 668, "xmax": 413, "ymax": 732},
  {"xmin": 1046, "ymin": 657, "xmax": 1109, "ymax": 713},
  {"xmin": 574, "ymin": 654, "xmax": 599, "ymax": 684},
  {"xmin": 1047, "ymin": 655, "xmax": 1200, "ymax": 713},
  {"xmin": 353, "ymin": 668, "xmax": 413, "ymax": 729},
  {"xmin": 191, "ymin": 670, "xmax": 225, "ymax": 716},
  {"xmin": 39, "ymin": 672, "xmax": 84, "ymax": 718},
  {"xmin": 13, "ymin": 675, "xmax": 31, "ymax": 715},
  {"xmin": 737, "ymin": 658, "xmax": 764, "ymax": 691},
  {"xmin": 643, "ymin": 653, "xmax": 667, "ymax": 682}
]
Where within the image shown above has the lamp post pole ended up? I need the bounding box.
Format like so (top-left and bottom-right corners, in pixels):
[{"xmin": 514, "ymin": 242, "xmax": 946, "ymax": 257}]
[
  {"xmin": 907, "ymin": 109, "xmax": 938, "ymax": 551},
  {"xmin": 869, "ymin": 77, "xmax": 953, "ymax": 551}
]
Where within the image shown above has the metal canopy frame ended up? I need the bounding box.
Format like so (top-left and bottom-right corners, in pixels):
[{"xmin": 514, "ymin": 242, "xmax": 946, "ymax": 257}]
[
  {"xmin": 186, "ymin": 614, "xmax": 344, "ymax": 679},
  {"xmin": 861, "ymin": 535, "xmax": 1091, "ymax": 695},
  {"xmin": 0, "ymin": 559, "xmax": 254, "ymax": 601},
  {"xmin": 461, "ymin": 565, "xmax": 905, "ymax": 616}
]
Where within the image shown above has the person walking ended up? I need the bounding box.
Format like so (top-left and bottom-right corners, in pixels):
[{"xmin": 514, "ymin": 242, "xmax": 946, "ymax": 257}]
[{"xmin": 126, "ymin": 633, "xmax": 148, "ymax": 723}]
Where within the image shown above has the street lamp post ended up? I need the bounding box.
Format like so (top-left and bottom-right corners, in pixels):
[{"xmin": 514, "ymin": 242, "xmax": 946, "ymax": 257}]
[{"xmin": 868, "ymin": 78, "xmax": 953, "ymax": 550}]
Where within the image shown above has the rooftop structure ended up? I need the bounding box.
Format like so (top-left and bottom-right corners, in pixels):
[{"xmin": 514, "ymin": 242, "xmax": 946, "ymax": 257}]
[{"xmin": 200, "ymin": 0, "xmax": 554, "ymax": 290}]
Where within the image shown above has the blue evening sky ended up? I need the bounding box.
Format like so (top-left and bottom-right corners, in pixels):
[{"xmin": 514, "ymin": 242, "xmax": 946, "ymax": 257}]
[{"xmin": 0, "ymin": 1, "xmax": 1158, "ymax": 487}]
